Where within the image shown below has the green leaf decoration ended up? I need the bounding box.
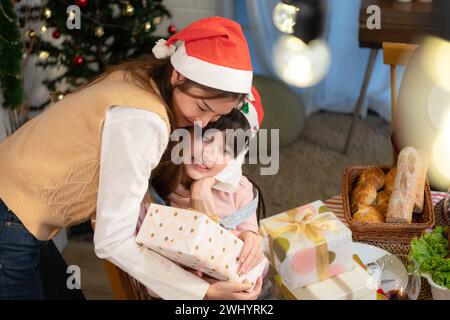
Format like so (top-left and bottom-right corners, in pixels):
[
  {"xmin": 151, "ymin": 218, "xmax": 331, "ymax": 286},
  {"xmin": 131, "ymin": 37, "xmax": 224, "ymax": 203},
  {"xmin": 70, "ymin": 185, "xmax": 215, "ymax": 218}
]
[
  {"xmin": 240, "ymin": 102, "xmax": 249, "ymax": 114},
  {"xmin": 274, "ymin": 237, "xmax": 290, "ymax": 263},
  {"xmin": 319, "ymin": 205, "xmax": 329, "ymax": 213},
  {"xmin": 328, "ymin": 251, "xmax": 336, "ymax": 264}
]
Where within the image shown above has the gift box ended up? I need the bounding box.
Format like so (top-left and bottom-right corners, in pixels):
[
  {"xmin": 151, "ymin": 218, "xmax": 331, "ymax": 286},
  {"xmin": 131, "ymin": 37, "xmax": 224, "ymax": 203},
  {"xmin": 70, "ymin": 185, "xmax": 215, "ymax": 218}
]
[
  {"xmin": 275, "ymin": 260, "xmax": 378, "ymax": 300},
  {"xmin": 259, "ymin": 200, "xmax": 353, "ymax": 290},
  {"xmin": 135, "ymin": 204, "xmax": 268, "ymax": 287}
]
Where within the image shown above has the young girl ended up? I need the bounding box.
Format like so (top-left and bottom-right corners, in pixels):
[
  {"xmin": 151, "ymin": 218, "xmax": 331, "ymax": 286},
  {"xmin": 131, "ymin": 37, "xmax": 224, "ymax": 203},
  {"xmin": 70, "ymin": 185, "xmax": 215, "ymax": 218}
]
[
  {"xmin": 136, "ymin": 89, "xmax": 267, "ymax": 298},
  {"xmin": 0, "ymin": 17, "xmax": 261, "ymax": 299}
]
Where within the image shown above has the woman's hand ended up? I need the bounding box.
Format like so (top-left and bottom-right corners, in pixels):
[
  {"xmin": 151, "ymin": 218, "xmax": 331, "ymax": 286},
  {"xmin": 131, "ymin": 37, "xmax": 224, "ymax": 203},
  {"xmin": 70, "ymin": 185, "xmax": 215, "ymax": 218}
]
[
  {"xmin": 204, "ymin": 277, "xmax": 263, "ymax": 300},
  {"xmin": 237, "ymin": 231, "xmax": 265, "ymax": 275}
]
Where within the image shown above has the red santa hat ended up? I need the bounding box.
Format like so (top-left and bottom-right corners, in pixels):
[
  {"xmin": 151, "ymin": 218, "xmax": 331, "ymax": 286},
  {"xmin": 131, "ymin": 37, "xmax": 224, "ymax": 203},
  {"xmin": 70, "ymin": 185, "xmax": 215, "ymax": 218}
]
[{"xmin": 152, "ymin": 17, "xmax": 253, "ymax": 94}]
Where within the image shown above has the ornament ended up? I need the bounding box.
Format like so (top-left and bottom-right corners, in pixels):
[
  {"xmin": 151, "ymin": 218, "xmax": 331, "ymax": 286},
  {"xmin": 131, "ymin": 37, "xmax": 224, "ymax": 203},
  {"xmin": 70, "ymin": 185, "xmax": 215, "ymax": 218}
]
[
  {"xmin": 123, "ymin": 2, "xmax": 135, "ymax": 16},
  {"xmin": 38, "ymin": 51, "xmax": 49, "ymax": 62},
  {"xmin": 26, "ymin": 29, "xmax": 36, "ymax": 39},
  {"xmin": 51, "ymin": 92, "xmax": 65, "ymax": 103},
  {"xmin": 95, "ymin": 26, "xmax": 104, "ymax": 37},
  {"xmin": 144, "ymin": 22, "xmax": 152, "ymax": 32},
  {"xmin": 240, "ymin": 102, "xmax": 249, "ymax": 114},
  {"xmin": 52, "ymin": 30, "xmax": 61, "ymax": 39},
  {"xmin": 75, "ymin": 0, "xmax": 88, "ymax": 7},
  {"xmin": 168, "ymin": 24, "xmax": 177, "ymax": 34},
  {"xmin": 153, "ymin": 16, "xmax": 162, "ymax": 25},
  {"xmin": 41, "ymin": 25, "xmax": 47, "ymax": 33},
  {"xmin": 44, "ymin": 8, "xmax": 52, "ymax": 19},
  {"xmin": 73, "ymin": 55, "xmax": 84, "ymax": 65}
]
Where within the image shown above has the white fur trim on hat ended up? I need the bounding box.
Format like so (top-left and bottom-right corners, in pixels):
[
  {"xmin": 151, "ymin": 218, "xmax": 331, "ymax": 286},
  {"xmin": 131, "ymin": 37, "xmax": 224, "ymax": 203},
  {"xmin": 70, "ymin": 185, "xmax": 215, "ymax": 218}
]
[
  {"xmin": 152, "ymin": 39, "xmax": 176, "ymax": 59},
  {"xmin": 170, "ymin": 42, "xmax": 252, "ymax": 94}
]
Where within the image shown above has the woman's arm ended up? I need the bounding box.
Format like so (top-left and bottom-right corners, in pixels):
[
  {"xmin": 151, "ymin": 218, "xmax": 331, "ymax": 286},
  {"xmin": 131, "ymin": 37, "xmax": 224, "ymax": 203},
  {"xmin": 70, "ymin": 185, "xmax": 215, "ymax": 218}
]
[{"xmin": 93, "ymin": 107, "xmax": 210, "ymax": 300}]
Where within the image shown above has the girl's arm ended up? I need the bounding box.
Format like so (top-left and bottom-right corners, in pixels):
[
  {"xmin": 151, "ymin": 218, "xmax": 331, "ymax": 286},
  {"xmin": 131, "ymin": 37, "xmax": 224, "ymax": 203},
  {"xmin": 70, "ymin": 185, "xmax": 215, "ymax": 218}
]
[
  {"xmin": 234, "ymin": 178, "xmax": 265, "ymax": 275},
  {"xmin": 93, "ymin": 107, "xmax": 210, "ymax": 300},
  {"xmin": 190, "ymin": 177, "xmax": 221, "ymax": 222}
]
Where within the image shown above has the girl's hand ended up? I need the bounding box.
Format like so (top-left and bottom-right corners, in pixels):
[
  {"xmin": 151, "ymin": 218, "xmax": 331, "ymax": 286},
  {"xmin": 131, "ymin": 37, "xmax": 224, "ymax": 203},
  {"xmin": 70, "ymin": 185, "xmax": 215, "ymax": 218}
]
[
  {"xmin": 238, "ymin": 231, "xmax": 265, "ymax": 275},
  {"xmin": 204, "ymin": 277, "xmax": 263, "ymax": 300},
  {"xmin": 190, "ymin": 177, "xmax": 217, "ymax": 215}
]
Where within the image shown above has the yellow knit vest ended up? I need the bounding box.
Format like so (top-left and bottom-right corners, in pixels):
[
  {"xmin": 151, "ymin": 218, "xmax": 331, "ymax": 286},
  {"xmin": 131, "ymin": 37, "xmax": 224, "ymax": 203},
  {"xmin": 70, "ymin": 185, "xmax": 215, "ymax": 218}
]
[{"xmin": 0, "ymin": 71, "xmax": 171, "ymax": 240}]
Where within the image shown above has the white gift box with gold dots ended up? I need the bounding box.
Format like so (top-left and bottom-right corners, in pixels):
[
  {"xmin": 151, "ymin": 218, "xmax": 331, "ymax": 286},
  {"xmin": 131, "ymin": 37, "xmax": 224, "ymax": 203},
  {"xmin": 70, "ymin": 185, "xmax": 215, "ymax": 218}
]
[{"xmin": 135, "ymin": 203, "xmax": 268, "ymax": 287}]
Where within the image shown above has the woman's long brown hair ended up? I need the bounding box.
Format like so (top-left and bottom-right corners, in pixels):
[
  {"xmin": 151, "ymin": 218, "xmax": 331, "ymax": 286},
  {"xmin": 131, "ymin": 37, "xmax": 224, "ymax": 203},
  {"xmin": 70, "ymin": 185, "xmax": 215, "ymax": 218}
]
[{"xmin": 69, "ymin": 53, "xmax": 247, "ymax": 199}]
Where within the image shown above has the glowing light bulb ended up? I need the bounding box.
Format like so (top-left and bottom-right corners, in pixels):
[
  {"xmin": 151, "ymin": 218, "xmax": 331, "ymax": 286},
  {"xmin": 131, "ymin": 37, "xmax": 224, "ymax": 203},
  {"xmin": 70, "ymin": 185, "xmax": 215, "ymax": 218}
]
[
  {"xmin": 273, "ymin": 2, "xmax": 300, "ymax": 34},
  {"xmin": 431, "ymin": 111, "xmax": 450, "ymax": 184},
  {"xmin": 273, "ymin": 35, "xmax": 331, "ymax": 87}
]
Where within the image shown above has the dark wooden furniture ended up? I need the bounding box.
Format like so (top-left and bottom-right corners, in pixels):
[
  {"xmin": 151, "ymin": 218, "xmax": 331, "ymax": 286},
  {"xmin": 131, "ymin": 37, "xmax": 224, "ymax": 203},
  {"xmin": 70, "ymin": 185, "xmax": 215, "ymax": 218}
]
[{"xmin": 343, "ymin": 0, "xmax": 436, "ymax": 155}]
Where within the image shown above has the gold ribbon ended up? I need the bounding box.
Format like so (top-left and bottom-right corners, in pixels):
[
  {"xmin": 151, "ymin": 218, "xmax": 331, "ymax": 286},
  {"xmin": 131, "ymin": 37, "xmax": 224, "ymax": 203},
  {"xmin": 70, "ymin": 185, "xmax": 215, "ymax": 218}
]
[{"xmin": 262, "ymin": 208, "xmax": 339, "ymax": 282}]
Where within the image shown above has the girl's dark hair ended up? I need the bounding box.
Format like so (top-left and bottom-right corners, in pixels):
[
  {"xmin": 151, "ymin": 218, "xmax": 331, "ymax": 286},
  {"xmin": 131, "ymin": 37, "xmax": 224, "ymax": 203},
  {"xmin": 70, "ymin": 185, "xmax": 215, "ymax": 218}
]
[
  {"xmin": 244, "ymin": 174, "xmax": 266, "ymax": 221},
  {"xmin": 151, "ymin": 108, "xmax": 251, "ymax": 200}
]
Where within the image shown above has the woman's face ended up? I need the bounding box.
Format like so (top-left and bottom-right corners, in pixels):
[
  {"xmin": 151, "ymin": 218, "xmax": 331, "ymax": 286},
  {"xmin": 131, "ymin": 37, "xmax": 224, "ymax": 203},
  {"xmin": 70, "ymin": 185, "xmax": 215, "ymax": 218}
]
[
  {"xmin": 183, "ymin": 130, "xmax": 232, "ymax": 181},
  {"xmin": 171, "ymin": 70, "xmax": 240, "ymax": 128}
]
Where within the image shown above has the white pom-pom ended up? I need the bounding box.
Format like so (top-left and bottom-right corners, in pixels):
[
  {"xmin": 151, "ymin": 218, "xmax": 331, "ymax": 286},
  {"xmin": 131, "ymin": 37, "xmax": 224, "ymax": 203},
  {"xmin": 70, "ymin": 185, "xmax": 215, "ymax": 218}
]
[{"xmin": 152, "ymin": 39, "xmax": 176, "ymax": 59}]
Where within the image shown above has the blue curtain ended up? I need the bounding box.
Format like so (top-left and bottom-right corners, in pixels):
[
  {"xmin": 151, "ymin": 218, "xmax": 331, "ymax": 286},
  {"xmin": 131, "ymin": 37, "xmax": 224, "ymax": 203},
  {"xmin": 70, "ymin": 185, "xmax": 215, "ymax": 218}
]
[{"xmin": 235, "ymin": 0, "xmax": 403, "ymax": 120}]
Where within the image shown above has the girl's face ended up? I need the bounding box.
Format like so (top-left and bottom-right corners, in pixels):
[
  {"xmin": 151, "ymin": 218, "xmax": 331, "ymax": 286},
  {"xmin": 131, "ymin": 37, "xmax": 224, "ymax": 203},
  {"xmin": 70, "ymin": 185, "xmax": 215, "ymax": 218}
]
[
  {"xmin": 171, "ymin": 70, "xmax": 240, "ymax": 128},
  {"xmin": 183, "ymin": 130, "xmax": 232, "ymax": 181}
]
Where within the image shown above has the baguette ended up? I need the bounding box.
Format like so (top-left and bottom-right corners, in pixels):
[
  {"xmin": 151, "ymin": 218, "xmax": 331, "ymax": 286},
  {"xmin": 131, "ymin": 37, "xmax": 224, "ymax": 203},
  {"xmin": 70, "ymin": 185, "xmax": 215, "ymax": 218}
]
[
  {"xmin": 413, "ymin": 152, "xmax": 428, "ymax": 213},
  {"xmin": 386, "ymin": 147, "xmax": 422, "ymax": 223}
]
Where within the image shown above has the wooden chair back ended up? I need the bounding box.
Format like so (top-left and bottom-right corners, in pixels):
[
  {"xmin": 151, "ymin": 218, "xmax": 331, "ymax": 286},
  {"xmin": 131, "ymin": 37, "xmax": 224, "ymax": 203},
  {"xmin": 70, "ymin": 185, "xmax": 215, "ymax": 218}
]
[{"xmin": 382, "ymin": 42, "xmax": 418, "ymax": 162}]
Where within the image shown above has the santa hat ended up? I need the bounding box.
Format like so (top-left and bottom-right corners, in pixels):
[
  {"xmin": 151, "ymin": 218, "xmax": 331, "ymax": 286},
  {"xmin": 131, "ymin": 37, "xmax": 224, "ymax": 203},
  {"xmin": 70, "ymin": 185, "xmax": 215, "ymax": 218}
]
[
  {"xmin": 152, "ymin": 17, "xmax": 253, "ymax": 94},
  {"xmin": 238, "ymin": 85, "xmax": 264, "ymax": 137}
]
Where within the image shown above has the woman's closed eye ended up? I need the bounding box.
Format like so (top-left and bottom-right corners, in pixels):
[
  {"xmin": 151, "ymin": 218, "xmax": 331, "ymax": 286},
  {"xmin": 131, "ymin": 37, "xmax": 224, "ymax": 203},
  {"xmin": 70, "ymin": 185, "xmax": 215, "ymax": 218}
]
[{"xmin": 197, "ymin": 103, "xmax": 208, "ymax": 112}]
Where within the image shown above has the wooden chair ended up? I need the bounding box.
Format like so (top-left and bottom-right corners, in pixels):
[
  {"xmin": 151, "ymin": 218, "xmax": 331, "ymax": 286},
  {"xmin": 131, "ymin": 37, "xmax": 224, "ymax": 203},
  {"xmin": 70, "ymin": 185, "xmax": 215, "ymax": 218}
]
[
  {"xmin": 91, "ymin": 219, "xmax": 150, "ymax": 299},
  {"xmin": 103, "ymin": 260, "xmax": 150, "ymax": 300},
  {"xmin": 382, "ymin": 42, "xmax": 418, "ymax": 163}
]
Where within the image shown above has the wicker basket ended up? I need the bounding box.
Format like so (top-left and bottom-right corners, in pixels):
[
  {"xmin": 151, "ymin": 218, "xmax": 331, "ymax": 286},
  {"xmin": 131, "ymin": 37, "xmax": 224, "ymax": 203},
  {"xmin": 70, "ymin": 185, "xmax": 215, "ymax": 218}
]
[{"xmin": 342, "ymin": 165, "xmax": 435, "ymax": 243}]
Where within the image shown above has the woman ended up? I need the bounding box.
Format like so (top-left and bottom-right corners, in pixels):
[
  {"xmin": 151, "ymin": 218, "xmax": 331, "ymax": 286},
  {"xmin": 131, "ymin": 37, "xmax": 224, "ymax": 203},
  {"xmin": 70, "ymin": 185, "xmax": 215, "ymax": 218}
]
[{"xmin": 0, "ymin": 17, "xmax": 261, "ymax": 299}]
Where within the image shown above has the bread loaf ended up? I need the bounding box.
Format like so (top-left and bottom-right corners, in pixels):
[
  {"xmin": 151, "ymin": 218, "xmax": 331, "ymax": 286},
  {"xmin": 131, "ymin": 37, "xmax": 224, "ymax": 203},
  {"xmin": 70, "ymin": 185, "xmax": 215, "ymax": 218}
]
[
  {"xmin": 385, "ymin": 168, "xmax": 397, "ymax": 193},
  {"xmin": 413, "ymin": 152, "xmax": 428, "ymax": 213},
  {"xmin": 353, "ymin": 206, "xmax": 385, "ymax": 223},
  {"xmin": 351, "ymin": 182, "xmax": 377, "ymax": 212},
  {"xmin": 386, "ymin": 147, "xmax": 422, "ymax": 223},
  {"xmin": 375, "ymin": 190, "xmax": 391, "ymax": 217},
  {"xmin": 358, "ymin": 168, "xmax": 386, "ymax": 190}
]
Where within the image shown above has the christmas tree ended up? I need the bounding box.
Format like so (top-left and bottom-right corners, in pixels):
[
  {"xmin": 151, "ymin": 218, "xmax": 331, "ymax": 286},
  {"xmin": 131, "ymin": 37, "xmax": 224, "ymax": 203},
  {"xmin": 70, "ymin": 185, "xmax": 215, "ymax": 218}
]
[
  {"xmin": 0, "ymin": 0, "xmax": 24, "ymax": 110},
  {"xmin": 24, "ymin": 0, "xmax": 173, "ymax": 110}
]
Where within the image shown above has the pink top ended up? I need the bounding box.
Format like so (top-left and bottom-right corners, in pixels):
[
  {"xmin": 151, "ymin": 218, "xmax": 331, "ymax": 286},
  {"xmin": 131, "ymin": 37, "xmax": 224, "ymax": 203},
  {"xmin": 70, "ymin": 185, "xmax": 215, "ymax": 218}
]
[{"xmin": 136, "ymin": 176, "xmax": 258, "ymax": 234}]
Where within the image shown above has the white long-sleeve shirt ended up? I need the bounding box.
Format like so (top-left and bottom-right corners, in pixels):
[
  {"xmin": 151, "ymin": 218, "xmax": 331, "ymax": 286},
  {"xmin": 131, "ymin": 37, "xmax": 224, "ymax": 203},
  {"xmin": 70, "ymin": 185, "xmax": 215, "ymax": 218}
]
[{"xmin": 93, "ymin": 106, "xmax": 210, "ymax": 300}]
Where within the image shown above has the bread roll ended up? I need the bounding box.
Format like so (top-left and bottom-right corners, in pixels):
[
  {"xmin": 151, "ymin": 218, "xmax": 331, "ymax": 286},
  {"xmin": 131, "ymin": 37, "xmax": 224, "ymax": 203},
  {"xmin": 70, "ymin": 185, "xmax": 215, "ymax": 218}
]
[
  {"xmin": 375, "ymin": 190, "xmax": 391, "ymax": 217},
  {"xmin": 386, "ymin": 147, "xmax": 422, "ymax": 223},
  {"xmin": 353, "ymin": 206, "xmax": 385, "ymax": 223},
  {"xmin": 358, "ymin": 168, "xmax": 386, "ymax": 190},
  {"xmin": 385, "ymin": 168, "xmax": 397, "ymax": 193},
  {"xmin": 351, "ymin": 182, "xmax": 377, "ymax": 213}
]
